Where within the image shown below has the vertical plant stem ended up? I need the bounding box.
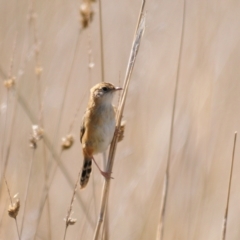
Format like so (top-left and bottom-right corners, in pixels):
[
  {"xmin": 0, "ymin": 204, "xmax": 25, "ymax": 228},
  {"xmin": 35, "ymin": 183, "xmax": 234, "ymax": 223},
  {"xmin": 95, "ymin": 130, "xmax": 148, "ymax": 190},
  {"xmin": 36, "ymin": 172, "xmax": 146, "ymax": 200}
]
[
  {"xmin": 2, "ymin": 92, "xmax": 19, "ymax": 184},
  {"xmin": 1, "ymin": 34, "xmax": 16, "ymax": 185},
  {"xmin": 51, "ymin": 31, "xmax": 81, "ymax": 150},
  {"xmin": 101, "ymin": 152, "xmax": 108, "ymax": 240},
  {"xmin": 101, "ymin": 196, "xmax": 109, "ymax": 240},
  {"xmin": 45, "ymin": 30, "xmax": 81, "ymax": 196},
  {"xmin": 2, "ymin": 76, "xmax": 94, "ymax": 228},
  {"xmin": 34, "ymin": 91, "xmax": 86, "ymax": 235},
  {"xmin": 1, "ymin": 92, "xmax": 9, "ymax": 182},
  {"xmin": 93, "ymin": 2, "xmax": 145, "ymax": 239},
  {"xmin": 27, "ymin": 4, "xmax": 53, "ymax": 237},
  {"xmin": 63, "ymin": 170, "xmax": 81, "ymax": 240},
  {"xmin": 221, "ymin": 132, "xmax": 237, "ymax": 240},
  {"xmin": 98, "ymin": 0, "xmax": 105, "ymax": 82},
  {"xmin": 4, "ymin": 177, "xmax": 13, "ymax": 205},
  {"xmin": 15, "ymin": 218, "xmax": 21, "ymax": 240},
  {"xmin": 156, "ymin": 0, "xmax": 186, "ymax": 239},
  {"xmin": 20, "ymin": 149, "xmax": 35, "ymax": 237},
  {"xmin": 34, "ymin": 22, "xmax": 52, "ymax": 240}
]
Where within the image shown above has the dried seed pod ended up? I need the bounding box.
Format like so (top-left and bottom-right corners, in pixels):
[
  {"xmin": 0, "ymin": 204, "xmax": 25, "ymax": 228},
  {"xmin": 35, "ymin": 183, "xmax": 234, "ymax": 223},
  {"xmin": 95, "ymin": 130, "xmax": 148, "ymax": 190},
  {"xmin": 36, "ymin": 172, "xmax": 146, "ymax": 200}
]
[
  {"xmin": 80, "ymin": 1, "xmax": 93, "ymax": 28},
  {"xmin": 67, "ymin": 217, "xmax": 77, "ymax": 226},
  {"xmin": 8, "ymin": 199, "xmax": 20, "ymax": 218},
  {"xmin": 35, "ymin": 66, "xmax": 43, "ymax": 76},
  {"xmin": 32, "ymin": 125, "xmax": 44, "ymax": 140},
  {"xmin": 29, "ymin": 125, "xmax": 44, "ymax": 148},
  {"xmin": 61, "ymin": 134, "xmax": 74, "ymax": 150},
  {"xmin": 29, "ymin": 136, "xmax": 37, "ymax": 149},
  {"xmin": 117, "ymin": 121, "xmax": 125, "ymax": 142},
  {"xmin": 3, "ymin": 77, "xmax": 15, "ymax": 89}
]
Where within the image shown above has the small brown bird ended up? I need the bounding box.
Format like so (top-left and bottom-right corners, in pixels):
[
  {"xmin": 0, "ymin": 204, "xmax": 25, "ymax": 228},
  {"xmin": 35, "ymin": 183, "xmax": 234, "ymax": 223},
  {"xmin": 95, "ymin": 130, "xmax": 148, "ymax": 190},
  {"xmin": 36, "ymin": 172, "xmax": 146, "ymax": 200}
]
[{"xmin": 80, "ymin": 82, "xmax": 122, "ymax": 188}]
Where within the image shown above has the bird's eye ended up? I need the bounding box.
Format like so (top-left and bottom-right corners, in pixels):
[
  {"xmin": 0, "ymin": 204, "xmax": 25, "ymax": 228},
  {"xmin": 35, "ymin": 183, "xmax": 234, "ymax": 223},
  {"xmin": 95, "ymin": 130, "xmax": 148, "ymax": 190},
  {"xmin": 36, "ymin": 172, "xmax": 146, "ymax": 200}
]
[{"xmin": 102, "ymin": 87, "xmax": 108, "ymax": 92}]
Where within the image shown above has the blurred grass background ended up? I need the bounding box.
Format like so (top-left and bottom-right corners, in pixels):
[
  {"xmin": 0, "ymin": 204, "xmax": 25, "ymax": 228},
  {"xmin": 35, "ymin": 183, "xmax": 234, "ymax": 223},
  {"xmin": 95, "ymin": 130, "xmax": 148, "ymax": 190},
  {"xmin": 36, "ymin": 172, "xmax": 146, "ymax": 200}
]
[{"xmin": 1, "ymin": 0, "xmax": 240, "ymax": 239}]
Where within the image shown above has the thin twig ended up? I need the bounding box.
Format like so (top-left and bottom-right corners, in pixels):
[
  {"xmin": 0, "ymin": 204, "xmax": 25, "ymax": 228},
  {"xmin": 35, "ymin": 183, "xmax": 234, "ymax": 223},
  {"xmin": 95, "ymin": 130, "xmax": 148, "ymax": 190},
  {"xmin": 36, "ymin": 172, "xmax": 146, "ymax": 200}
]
[
  {"xmin": 1, "ymin": 34, "xmax": 17, "ymax": 185},
  {"xmin": 221, "ymin": 132, "xmax": 237, "ymax": 240},
  {"xmin": 14, "ymin": 219, "xmax": 21, "ymax": 240},
  {"xmin": 4, "ymin": 178, "xmax": 13, "ymax": 205},
  {"xmin": 101, "ymin": 152, "xmax": 108, "ymax": 240},
  {"xmin": 98, "ymin": 0, "xmax": 105, "ymax": 82},
  {"xmin": 35, "ymin": 93, "xmax": 86, "ymax": 235},
  {"xmin": 51, "ymin": 29, "xmax": 82, "ymax": 152},
  {"xmin": 93, "ymin": 2, "xmax": 145, "ymax": 239},
  {"xmin": 87, "ymin": 27, "xmax": 94, "ymax": 86},
  {"xmin": 0, "ymin": 37, "xmax": 18, "ymax": 239},
  {"xmin": 15, "ymin": 89, "xmax": 93, "ymax": 223},
  {"xmin": 1, "ymin": 92, "xmax": 9, "ymax": 180},
  {"xmin": 63, "ymin": 170, "xmax": 81, "ymax": 240},
  {"xmin": 156, "ymin": 0, "xmax": 186, "ymax": 239},
  {"xmin": 24, "ymin": 3, "xmax": 52, "ymax": 238},
  {"xmin": 20, "ymin": 149, "xmax": 35, "ymax": 236},
  {"xmin": 34, "ymin": 29, "xmax": 83, "ymax": 236},
  {"xmin": 42, "ymin": 21, "xmax": 82, "ymax": 195},
  {"xmin": 1, "ymin": 93, "xmax": 19, "ymax": 185},
  {"xmin": 0, "ymin": 38, "xmax": 94, "ymax": 231},
  {"xmin": 32, "ymin": 6, "xmax": 52, "ymax": 238}
]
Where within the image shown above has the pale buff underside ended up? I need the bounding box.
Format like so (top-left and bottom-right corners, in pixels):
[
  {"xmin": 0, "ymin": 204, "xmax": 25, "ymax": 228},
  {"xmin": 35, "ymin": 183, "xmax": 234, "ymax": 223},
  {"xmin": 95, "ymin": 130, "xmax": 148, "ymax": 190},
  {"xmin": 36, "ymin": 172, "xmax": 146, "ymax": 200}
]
[{"xmin": 81, "ymin": 104, "xmax": 116, "ymax": 156}]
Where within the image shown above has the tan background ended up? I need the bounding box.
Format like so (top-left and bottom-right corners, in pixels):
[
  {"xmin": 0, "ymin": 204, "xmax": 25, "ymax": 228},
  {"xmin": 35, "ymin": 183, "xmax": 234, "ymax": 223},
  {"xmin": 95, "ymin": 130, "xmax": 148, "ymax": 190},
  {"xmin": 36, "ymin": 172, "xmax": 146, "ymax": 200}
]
[{"xmin": 1, "ymin": 0, "xmax": 240, "ymax": 239}]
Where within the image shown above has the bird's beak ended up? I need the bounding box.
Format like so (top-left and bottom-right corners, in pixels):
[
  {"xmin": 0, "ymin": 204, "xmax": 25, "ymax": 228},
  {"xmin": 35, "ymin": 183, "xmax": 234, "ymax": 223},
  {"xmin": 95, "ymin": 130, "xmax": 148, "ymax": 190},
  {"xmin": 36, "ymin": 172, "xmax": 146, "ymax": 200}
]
[{"xmin": 114, "ymin": 87, "xmax": 123, "ymax": 91}]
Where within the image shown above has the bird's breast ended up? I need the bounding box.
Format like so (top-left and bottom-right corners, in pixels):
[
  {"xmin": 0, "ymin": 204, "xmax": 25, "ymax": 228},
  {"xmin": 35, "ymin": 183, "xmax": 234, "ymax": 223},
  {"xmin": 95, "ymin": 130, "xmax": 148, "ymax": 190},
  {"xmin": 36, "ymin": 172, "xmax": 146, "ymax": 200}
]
[{"xmin": 83, "ymin": 105, "xmax": 116, "ymax": 154}]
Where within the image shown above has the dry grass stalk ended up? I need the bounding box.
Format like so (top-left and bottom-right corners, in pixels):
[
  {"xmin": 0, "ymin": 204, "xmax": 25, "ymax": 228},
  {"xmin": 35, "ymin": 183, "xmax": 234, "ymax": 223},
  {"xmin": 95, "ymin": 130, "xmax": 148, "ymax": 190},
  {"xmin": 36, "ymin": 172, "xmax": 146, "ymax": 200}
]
[
  {"xmin": 48, "ymin": 25, "xmax": 81, "ymax": 158},
  {"xmin": 63, "ymin": 170, "xmax": 81, "ymax": 240},
  {"xmin": 35, "ymin": 0, "xmax": 89, "ymax": 224},
  {"xmin": 0, "ymin": 58, "xmax": 94, "ymax": 237},
  {"xmin": 156, "ymin": 0, "xmax": 186, "ymax": 239},
  {"xmin": 93, "ymin": 1, "xmax": 146, "ymax": 239},
  {"xmin": 0, "ymin": 10, "xmax": 93, "ymax": 237},
  {"xmin": 0, "ymin": 36, "xmax": 21, "ymax": 233},
  {"xmin": 221, "ymin": 132, "xmax": 237, "ymax": 240},
  {"xmin": 1, "ymin": 35, "xmax": 17, "ymax": 181},
  {"xmin": 98, "ymin": 0, "xmax": 105, "ymax": 82},
  {"xmin": 87, "ymin": 29, "xmax": 95, "ymax": 84},
  {"xmin": 26, "ymin": 2, "xmax": 53, "ymax": 238},
  {"xmin": 1, "ymin": 97, "xmax": 19, "ymax": 190},
  {"xmin": 39, "ymin": 99, "xmax": 84, "ymax": 208},
  {"xmin": 20, "ymin": 149, "xmax": 35, "ymax": 236},
  {"xmin": 34, "ymin": 96, "xmax": 91, "ymax": 238},
  {"xmin": 13, "ymin": 89, "xmax": 94, "ymax": 227}
]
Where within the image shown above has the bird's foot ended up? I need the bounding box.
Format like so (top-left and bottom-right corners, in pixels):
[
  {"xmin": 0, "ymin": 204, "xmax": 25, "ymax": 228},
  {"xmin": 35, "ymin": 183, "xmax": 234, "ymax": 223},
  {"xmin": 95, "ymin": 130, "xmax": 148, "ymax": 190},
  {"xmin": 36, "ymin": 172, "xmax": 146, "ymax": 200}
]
[{"xmin": 100, "ymin": 170, "xmax": 114, "ymax": 179}]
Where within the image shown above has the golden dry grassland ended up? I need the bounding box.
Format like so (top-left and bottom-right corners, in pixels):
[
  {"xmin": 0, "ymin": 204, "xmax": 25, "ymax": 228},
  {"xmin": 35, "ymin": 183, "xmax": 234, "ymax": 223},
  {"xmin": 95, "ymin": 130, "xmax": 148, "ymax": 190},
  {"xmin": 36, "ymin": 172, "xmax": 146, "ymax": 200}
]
[{"xmin": 1, "ymin": 0, "xmax": 240, "ymax": 239}]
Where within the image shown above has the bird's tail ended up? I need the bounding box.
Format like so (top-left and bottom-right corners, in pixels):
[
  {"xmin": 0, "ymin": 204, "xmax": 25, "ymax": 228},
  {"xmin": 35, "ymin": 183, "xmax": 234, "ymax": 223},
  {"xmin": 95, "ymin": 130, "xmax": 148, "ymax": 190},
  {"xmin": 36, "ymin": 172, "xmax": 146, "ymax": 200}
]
[{"xmin": 80, "ymin": 157, "xmax": 92, "ymax": 189}]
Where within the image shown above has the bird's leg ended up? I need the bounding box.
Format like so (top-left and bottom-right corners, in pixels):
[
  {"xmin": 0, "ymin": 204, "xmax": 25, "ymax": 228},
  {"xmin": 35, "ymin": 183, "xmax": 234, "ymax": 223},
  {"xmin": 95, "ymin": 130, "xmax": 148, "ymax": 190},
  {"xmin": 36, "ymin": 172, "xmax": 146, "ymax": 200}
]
[{"xmin": 92, "ymin": 157, "xmax": 113, "ymax": 179}]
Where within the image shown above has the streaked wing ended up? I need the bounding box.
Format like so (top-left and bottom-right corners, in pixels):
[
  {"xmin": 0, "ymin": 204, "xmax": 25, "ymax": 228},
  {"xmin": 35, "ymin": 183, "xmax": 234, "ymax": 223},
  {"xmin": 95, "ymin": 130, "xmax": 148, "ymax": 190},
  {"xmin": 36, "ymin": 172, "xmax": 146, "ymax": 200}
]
[{"xmin": 80, "ymin": 115, "xmax": 85, "ymax": 143}]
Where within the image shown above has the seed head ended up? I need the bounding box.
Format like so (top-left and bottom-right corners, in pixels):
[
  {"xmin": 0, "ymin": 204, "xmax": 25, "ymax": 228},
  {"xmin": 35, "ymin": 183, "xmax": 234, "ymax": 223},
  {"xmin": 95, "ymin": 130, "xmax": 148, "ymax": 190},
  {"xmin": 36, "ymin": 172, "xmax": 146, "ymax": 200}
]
[
  {"xmin": 80, "ymin": 1, "xmax": 93, "ymax": 28},
  {"xmin": 61, "ymin": 134, "xmax": 74, "ymax": 150},
  {"xmin": 8, "ymin": 199, "xmax": 20, "ymax": 218},
  {"xmin": 35, "ymin": 66, "xmax": 43, "ymax": 76},
  {"xmin": 3, "ymin": 77, "xmax": 15, "ymax": 89},
  {"xmin": 29, "ymin": 125, "xmax": 44, "ymax": 149}
]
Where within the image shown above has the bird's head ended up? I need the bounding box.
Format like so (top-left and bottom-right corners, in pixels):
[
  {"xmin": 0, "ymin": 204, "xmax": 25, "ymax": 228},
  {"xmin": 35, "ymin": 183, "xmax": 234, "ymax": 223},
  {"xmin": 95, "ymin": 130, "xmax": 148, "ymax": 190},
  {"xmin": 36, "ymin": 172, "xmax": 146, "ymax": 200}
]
[{"xmin": 90, "ymin": 82, "xmax": 122, "ymax": 104}]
